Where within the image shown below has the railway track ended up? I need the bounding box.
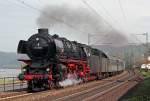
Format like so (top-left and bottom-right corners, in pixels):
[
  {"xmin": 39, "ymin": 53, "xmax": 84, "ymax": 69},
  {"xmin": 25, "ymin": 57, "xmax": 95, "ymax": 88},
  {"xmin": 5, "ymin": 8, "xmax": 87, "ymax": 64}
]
[
  {"xmin": 83, "ymin": 81, "xmax": 130, "ymax": 101},
  {"xmin": 0, "ymin": 70, "xmax": 137, "ymax": 101},
  {"xmin": 53, "ymin": 70, "xmax": 136, "ymax": 101},
  {"xmin": 84, "ymin": 71, "xmax": 141, "ymax": 101},
  {"xmin": 54, "ymin": 81, "xmax": 122, "ymax": 101}
]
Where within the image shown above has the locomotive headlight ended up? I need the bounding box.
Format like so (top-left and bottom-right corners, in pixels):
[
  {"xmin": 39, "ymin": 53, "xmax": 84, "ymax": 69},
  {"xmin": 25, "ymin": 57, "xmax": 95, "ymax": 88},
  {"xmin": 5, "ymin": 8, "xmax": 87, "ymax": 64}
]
[
  {"xmin": 22, "ymin": 68, "xmax": 26, "ymax": 72},
  {"xmin": 46, "ymin": 68, "xmax": 50, "ymax": 72}
]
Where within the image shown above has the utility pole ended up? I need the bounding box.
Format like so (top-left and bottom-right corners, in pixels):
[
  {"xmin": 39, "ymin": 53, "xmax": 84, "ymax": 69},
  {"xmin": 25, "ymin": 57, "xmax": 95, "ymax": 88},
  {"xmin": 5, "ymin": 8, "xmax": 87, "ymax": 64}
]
[
  {"xmin": 144, "ymin": 32, "xmax": 149, "ymax": 63},
  {"xmin": 136, "ymin": 32, "xmax": 149, "ymax": 63},
  {"xmin": 126, "ymin": 43, "xmax": 135, "ymax": 68}
]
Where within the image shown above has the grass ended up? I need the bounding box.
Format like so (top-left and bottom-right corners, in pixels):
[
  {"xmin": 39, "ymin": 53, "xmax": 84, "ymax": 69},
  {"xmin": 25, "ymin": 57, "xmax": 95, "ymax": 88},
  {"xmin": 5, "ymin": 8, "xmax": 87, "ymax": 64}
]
[
  {"xmin": 120, "ymin": 69, "xmax": 150, "ymax": 101},
  {"xmin": 139, "ymin": 69, "xmax": 150, "ymax": 78}
]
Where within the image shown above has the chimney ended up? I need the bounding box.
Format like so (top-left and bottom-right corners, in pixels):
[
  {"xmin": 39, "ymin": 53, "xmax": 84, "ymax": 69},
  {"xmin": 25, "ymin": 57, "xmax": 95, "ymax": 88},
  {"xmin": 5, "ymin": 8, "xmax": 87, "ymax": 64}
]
[{"xmin": 38, "ymin": 28, "xmax": 49, "ymax": 34}]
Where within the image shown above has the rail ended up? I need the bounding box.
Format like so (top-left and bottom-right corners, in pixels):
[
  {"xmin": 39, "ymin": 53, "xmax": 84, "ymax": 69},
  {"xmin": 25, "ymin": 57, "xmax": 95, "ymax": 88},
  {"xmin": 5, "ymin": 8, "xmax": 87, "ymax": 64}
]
[{"xmin": 0, "ymin": 71, "xmax": 127, "ymax": 92}]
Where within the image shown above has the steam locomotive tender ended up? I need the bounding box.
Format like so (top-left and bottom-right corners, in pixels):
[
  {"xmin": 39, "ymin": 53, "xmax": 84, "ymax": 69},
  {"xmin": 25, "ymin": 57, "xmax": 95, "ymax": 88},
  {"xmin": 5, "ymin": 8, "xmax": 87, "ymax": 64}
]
[{"xmin": 17, "ymin": 28, "xmax": 125, "ymax": 91}]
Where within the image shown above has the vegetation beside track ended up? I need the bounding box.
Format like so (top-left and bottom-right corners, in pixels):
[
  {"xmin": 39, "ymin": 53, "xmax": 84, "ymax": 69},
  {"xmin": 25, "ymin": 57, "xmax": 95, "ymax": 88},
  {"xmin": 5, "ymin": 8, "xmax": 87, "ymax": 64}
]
[
  {"xmin": 120, "ymin": 69, "xmax": 150, "ymax": 101},
  {"xmin": 139, "ymin": 69, "xmax": 150, "ymax": 78}
]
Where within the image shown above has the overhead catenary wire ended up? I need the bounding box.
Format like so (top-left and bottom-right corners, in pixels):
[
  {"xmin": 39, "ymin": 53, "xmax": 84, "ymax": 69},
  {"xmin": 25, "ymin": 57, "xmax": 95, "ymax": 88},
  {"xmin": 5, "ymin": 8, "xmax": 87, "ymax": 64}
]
[
  {"xmin": 80, "ymin": 0, "xmax": 125, "ymax": 45},
  {"xmin": 117, "ymin": 0, "xmax": 127, "ymax": 25},
  {"xmin": 15, "ymin": 0, "xmax": 130, "ymax": 46},
  {"xmin": 131, "ymin": 34, "xmax": 144, "ymax": 44},
  {"xmin": 96, "ymin": 0, "xmax": 123, "ymax": 30},
  {"xmin": 117, "ymin": 0, "xmax": 146, "ymax": 48},
  {"xmin": 5, "ymin": 0, "xmax": 27, "ymax": 8},
  {"xmin": 16, "ymin": 0, "xmax": 120, "ymax": 34},
  {"xmin": 132, "ymin": 36, "xmax": 144, "ymax": 43},
  {"xmin": 16, "ymin": 0, "xmax": 87, "ymax": 34},
  {"xmin": 81, "ymin": 0, "xmax": 126, "ymax": 37},
  {"xmin": 16, "ymin": 0, "xmax": 123, "ymax": 46},
  {"xmin": 117, "ymin": 0, "xmax": 143, "ymax": 46},
  {"xmin": 92, "ymin": 0, "xmax": 142, "ymax": 46},
  {"xmin": 81, "ymin": 0, "xmax": 116, "ymax": 31}
]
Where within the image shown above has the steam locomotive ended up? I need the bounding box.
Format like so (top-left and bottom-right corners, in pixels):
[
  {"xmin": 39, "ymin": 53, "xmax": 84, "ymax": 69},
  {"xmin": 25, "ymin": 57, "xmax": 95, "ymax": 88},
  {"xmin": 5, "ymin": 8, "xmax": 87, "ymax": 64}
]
[{"xmin": 17, "ymin": 28, "xmax": 125, "ymax": 91}]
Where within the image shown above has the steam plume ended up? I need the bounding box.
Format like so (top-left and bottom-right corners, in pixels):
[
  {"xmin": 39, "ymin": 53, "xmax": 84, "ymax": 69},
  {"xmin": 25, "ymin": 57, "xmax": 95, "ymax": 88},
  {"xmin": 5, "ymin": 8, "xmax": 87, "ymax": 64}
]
[
  {"xmin": 37, "ymin": 3, "xmax": 128, "ymax": 46},
  {"xmin": 37, "ymin": 4, "xmax": 106, "ymax": 33},
  {"xmin": 59, "ymin": 73, "xmax": 82, "ymax": 87}
]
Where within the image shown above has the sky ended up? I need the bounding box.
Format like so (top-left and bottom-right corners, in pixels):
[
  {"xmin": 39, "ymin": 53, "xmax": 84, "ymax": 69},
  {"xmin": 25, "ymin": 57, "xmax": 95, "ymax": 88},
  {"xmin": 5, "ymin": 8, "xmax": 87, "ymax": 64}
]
[{"xmin": 0, "ymin": 0, "xmax": 150, "ymax": 52}]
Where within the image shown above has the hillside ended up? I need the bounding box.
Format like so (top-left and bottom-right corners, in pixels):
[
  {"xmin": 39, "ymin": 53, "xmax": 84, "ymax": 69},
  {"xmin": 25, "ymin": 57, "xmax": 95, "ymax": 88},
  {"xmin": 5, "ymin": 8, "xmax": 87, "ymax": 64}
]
[
  {"xmin": 0, "ymin": 52, "xmax": 20, "ymax": 69},
  {"xmin": 92, "ymin": 43, "xmax": 147, "ymax": 68},
  {"xmin": 0, "ymin": 43, "xmax": 148, "ymax": 69}
]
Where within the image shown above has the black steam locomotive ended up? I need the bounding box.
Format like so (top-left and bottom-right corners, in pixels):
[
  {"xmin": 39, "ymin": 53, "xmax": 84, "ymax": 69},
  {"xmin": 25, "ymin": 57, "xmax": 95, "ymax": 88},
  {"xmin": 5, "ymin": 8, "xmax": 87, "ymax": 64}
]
[{"xmin": 17, "ymin": 28, "xmax": 125, "ymax": 91}]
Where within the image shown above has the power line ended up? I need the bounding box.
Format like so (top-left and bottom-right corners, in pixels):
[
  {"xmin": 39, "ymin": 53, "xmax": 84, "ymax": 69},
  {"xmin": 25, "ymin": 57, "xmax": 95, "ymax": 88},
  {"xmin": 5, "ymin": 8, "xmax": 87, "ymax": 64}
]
[
  {"xmin": 117, "ymin": 0, "xmax": 142, "ymax": 45},
  {"xmin": 81, "ymin": 0, "xmax": 125, "ymax": 45},
  {"xmin": 117, "ymin": 0, "xmax": 136, "ymax": 43},
  {"xmin": 81, "ymin": 0, "xmax": 115, "ymax": 31},
  {"xmin": 97, "ymin": 1, "xmax": 122, "ymax": 28},
  {"xmin": 15, "ymin": 0, "xmax": 127, "ymax": 46},
  {"xmin": 16, "ymin": 0, "xmax": 86, "ymax": 34},
  {"xmin": 131, "ymin": 33, "xmax": 144, "ymax": 45},
  {"xmin": 81, "ymin": 0, "xmax": 125, "ymax": 36},
  {"xmin": 118, "ymin": 0, "xmax": 127, "ymax": 24},
  {"xmin": 5, "ymin": 0, "xmax": 27, "ymax": 8},
  {"xmin": 16, "ymin": 0, "xmax": 122, "ymax": 43}
]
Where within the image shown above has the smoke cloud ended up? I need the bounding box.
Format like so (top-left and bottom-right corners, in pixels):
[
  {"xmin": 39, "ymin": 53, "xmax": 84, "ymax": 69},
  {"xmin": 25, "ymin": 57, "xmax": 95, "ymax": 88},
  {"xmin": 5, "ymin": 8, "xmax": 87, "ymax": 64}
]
[
  {"xmin": 59, "ymin": 73, "xmax": 82, "ymax": 87},
  {"xmin": 59, "ymin": 78, "xmax": 82, "ymax": 87},
  {"xmin": 37, "ymin": 3, "xmax": 128, "ymax": 46},
  {"xmin": 37, "ymin": 4, "xmax": 107, "ymax": 33}
]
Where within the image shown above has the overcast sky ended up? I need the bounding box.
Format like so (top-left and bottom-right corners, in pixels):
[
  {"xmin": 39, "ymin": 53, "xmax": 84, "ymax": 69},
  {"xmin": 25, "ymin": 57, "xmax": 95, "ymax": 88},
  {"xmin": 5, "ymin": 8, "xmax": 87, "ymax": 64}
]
[{"xmin": 0, "ymin": 0, "xmax": 150, "ymax": 52}]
